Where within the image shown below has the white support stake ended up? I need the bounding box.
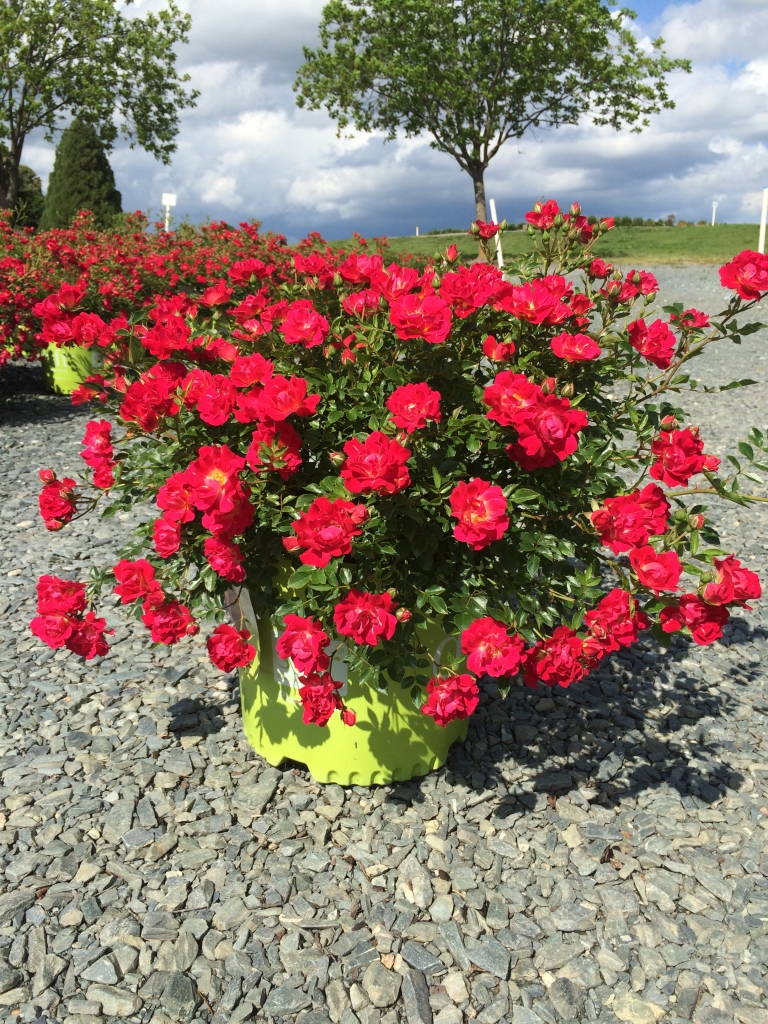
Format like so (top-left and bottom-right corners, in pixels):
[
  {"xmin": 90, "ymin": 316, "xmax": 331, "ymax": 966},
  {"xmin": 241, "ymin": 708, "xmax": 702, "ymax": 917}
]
[
  {"xmin": 759, "ymin": 188, "xmax": 768, "ymax": 254},
  {"xmin": 489, "ymin": 197, "xmax": 503, "ymax": 269},
  {"xmin": 162, "ymin": 192, "xmax": 177, "ymax": 232},
  {"xmin": 711, "ymin": 201, "xmax": 717, "ymax": 227}
]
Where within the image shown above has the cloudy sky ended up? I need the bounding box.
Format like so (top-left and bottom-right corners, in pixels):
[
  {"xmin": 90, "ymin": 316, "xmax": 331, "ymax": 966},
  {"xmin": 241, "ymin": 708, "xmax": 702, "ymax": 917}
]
[{"xmin": 24, "ymin": 0, "xmax": 768, "ymax": 240}]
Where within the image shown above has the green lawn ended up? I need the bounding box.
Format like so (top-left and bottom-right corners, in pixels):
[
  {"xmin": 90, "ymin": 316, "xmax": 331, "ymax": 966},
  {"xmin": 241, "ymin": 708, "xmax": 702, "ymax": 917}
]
[{"xmin": 338, "ymin": 223, "xmax": 762, "ymax": 265}]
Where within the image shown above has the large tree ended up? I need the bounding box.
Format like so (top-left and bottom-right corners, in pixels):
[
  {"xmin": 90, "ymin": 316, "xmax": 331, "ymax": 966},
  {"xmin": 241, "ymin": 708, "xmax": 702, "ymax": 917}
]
[
  {"xmin": 39, "ymin": 118, "xmax": 122, "ymax": 230},
  {"xmin": 0, "ymin": 0, "xmax": 198, "ymax": 210},
  {"xmin": 295, "ymin": 0, "xmax": 690, "ymax": 222}
]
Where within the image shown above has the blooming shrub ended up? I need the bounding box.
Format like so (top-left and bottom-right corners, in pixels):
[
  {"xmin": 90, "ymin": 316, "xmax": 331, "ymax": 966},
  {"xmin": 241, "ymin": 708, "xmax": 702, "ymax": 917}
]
[{"xmin": 29, "ymin": 200, "xmax": 767, "ymax": 734}]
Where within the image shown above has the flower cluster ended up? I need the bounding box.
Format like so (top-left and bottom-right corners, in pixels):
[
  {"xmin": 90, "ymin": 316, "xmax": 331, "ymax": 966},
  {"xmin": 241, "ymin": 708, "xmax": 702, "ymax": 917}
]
[
  {"xmin": 27, "ymin": 198, "xmax": 766, "ymax": 733},
  {"xmin": 30, "ymin": 576, "xmax": 111, "ymax": 660}
]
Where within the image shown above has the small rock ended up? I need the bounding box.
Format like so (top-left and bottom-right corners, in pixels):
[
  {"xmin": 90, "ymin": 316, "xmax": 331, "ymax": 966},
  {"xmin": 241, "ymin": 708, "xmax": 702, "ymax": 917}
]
[
  {"xmin": 81, "ymin": 955, "xmax": 120, "ymax": 985},
  {"xmin": 613, "ymin": 992, "xmax": 666, "ymax": 1024},
  {"xmin": 362, "ymin": 961, "xmax": 401, "ymax": 1008},
  {"xmin": 264, "ymin": 985, "xmax": 312, "ymax": 1016},
  {"xmin": 86, "ymin": 983, "xmax": 143, "ymax": 1016},
  {"xmin": 402, "ymin": 968, "xmax": 432, "ymax": 1024},
  {"xmin": 550, "ymin": 903, "xmax": 595, "ymax": 932},
  {"xmin": 548, "ymin": 976, "xmax": 584, "ymax": 1018},
  {"xmin": 467, "ymin": 937, "xmax": 510, "ymax": 979},
  {"xmin": 442, "ymin": 972, "xmax": 469, "ymax": 1004},
  {"xmin": 429, "ymin": 895, "xmax": 454, "ymax": 923},
  {"xmin": 398, "ymin": 853, "xmax": 434, "ymax": 909},
  {"xmin": 32, "ymin": 952, "xmax": 67, "ymax": 997},
  {"xmin": 161, "ymin": 971, "xmax": 200, "ymax": 1022}
]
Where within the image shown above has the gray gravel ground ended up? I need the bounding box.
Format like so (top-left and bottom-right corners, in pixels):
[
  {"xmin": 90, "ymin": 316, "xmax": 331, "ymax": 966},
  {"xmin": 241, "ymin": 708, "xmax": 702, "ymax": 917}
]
[{"xmin": 0, "ymin": 265, "xmax": 767, "ymax": 1024}]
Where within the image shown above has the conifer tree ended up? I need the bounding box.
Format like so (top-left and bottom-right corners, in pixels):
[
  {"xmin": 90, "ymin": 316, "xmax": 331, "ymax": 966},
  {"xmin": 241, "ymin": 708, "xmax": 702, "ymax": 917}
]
[{"xmin": 39, "ymin": 119, "xmax": 122, "ymax": 230}]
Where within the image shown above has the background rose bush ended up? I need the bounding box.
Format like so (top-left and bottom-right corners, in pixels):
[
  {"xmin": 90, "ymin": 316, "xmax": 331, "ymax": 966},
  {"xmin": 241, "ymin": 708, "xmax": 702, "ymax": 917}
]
[{"xmin": 28, "ymin": 201, "xmax": 768, "ymax": 732}]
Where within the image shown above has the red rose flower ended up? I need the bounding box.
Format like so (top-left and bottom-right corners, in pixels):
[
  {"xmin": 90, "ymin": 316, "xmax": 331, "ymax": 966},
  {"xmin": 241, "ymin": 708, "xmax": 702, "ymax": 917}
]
[
  {"xmin": 483, "ymin": 371, "xmax": 541, "ymax": 426},
  {"xmin": 333, "ymin": 590, "xmax": 398, "ymax": 646},
  {"xmin": 702, "ymin": 555, "xmax": 762, "ymax": 607},
  {"xmin": 338, "ymin": 253, "xmax": 383, "ymax": 284},
  {"xmin": 494, "ymin": 280, "xmax": 570, "ymax": 325},
  {"xmin": 506, "ymin": 394, "xmax": 588, "ymax": 470},
  {"xmin": 284, "ymin": 496, "xmax": 368, "ymax": 567},
  {"xmin": 113, "ymin": 559, "xmax": 161, "ymax": 604},
  {"xmin": 474, "ymin": 219, "xmax": 499, "ymax": 238},
  {"xmin": 588, "ymin": 258, "xmax": 612, "ymax": 278},
  {"xmin": 204, "ymin": 536, "xmax": 246, "ymax": 582},
  {"xmin": 629, "ymin": 546, "xmax": 682, "ymax": 592},
  {"xmin": 156, "ymin": 472, "xmax": 196, "ymax": 524},
  {"xmin": 389, "ymin": 293, "xmax": 452, "ymax": 344},
  {"xmin": 584, "ymin": 588, "xmax": 649, "ymax": 656},
  {"xmin": 590, "ymin": 484, "xmax": 669, "ymax": 554},
  {"xmin": 200, "ymin": 279, "xmax": 233, "ymax": 306},
  {"xmin": 369, "ymin": 263, "xmax": 421, "ymax": 302},
  {"xmin": 38, "ymin": 470, "xmax": 77, "ymax": 530},
  {"xmin": 276, "ymin": 615, "xmax": 331, "ymax": 676},
  {"xmin": 342, "ymin": 289, "xmax": 381, "ymax": 319},
  {"xmin": 228, "ymin": 257, "xmax": 274, "ymax": 283},
  {"xmin": 449, "ymin": 478, "xmax": 509, "ymax": 550},
  {"xmin": 298, "ymin": 674, "xmax": 343, "ymax": 726},
  {"xmin": 524, "ymin": 626, "xmax": 586, "ymax": 689},
  {"xmin": 670, "ymin": 308, "xmax": 710, "ymax": 330},
  {"xmin": 67, "ymin": 611, "xmax": 111, "ymax": 660},
  {"xmin": 482, "ymin": 335, "xmax": 515, "ymax": 361},
  {"xmin": 30, "ymin": 613, "xmax": 76, "ymax": 649},
  {"xmin": 246, "ymin": 419, "xmax": 303, "ymax": 480},
  {"xmin": 153, "ymin": 515, "xmax": 181, "ymax": 558},
  {"xmin": 661, "ymin": 594, "xmax": 729, "ymax": 645},
  {"xmin": 253, "ymin": 375, "xmax": 321, "ymax": 421},
  {"xmin": 183, "ymin": 445, "xmax": 253, "ymax": 539},
  {"xmin": 36, "ymin": 575, "xmax": 86, "ymax": 616},
  {"xmin": 341, "ymin": 432, "xmax": 411, "ymax": 495},
  {"xmin": 525, "ymin": 200, "xmax": 560, "ymax": 230},
  {"xmin": 229, "ymin": 353, "xmax": 274, "ymax": 388},
  {"xmin": 207, "ymin": 623, "xmax": 256, "ymax": 672},
  {"xmin": 195, "ymin": 375, "xmax": 237, "ymax": 426},
  {"xmin": 650, "ymin": 427, "xmax": 720, "ymax": 487},
  {"xmin": 386, "ymin": 383, "xmax": 442, "ymax": 433},
  {"xmin": 719, "ymin": 250, "xmax": 768, "ymax": 300},
  {"xmin": 80, "ymin": 419, "xmax": 115, "ymax": 489},
  {"xmin": 628, "ymin": 319, "xmax": 677, "ymax": 369},
  {"xmin": 280, "ymin": 299, "xmax": 330, "ymax": 348},
  {"xmin": 461, "ymin": 617, "xmax": 525, "ymax": 677},
  {"xmin": 421, "ymin": 674, "xmax": 479, "ymax": 727},
  {"xmin": 626, "ymin": 269, "xmax": 659, "ymax": 296},
  {"xmin": 142, "ymin": 596, "xmax": 198, "ymax": 645},
  {"xmin": 550, "ymin": 332, "xmax": 601, "ymax": 362},
  {"xmin": 439, "ymin": 265, "xmax": 501, "ymax": 317}
]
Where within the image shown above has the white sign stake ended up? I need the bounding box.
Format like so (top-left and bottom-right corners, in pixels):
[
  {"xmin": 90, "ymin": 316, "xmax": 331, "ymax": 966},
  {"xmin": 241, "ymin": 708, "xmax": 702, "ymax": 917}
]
[
  {"xmin": 489, "ymin": 198, "xmax": 503, "ymax": 269},
  {"xmin": 759, "ymin": 188, "xmax": 768, "ymax": 254},
  {"xmin": 162, "ymin": 192, "xmax": 177, "ymax": 232},
  {"xmin": 711, "ymin": 201, "xmax": 717, "ymax": 227}
]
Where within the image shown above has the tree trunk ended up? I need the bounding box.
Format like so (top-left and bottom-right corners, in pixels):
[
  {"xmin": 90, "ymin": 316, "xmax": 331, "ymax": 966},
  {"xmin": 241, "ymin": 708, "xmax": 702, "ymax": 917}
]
[
  {"xmin": 472, "ymin": 170, "xmax": 487, "ymax": 223},
  {"xmin": 0, "ymin": 142, "xmax": 20, "ymax": 210}
]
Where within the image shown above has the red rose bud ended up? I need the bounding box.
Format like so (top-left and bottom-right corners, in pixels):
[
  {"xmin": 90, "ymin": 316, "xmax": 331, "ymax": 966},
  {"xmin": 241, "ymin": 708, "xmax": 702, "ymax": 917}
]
[
  {"xmin": 445, "ymin": 244, "xmax": 459, "ymax": 262},
  {"xmin": 540, "ymin": 377, "xmax": 556, "ymax": 396},
  {"xmin": 689, "ymin": 513, "xmax": 705, "ymax": 529},
  {"xmin": 328, "ymin": 451, "xmax": 345, "ymax": 469},
  {"xmin": 396, "ymin": 607, "xmax": 412, "ymax": 623},
  {"xmin": 561, "ymin": 381, "xmax": 575, "ymax": 398},
  {"xmin": 553, "ymin": 213, "xmax": 564, "ymax": 229},
  {"xmin": 569, "ymin": 203, "xmax": 582, "ymax": 218},
  {"xmin": 38, "ymin": 468, "xmax": 55, "ymax": 483},
  {"xmin": 660, "ymin": 415, "xmax": 678, "ymax": 429},
  {"xmin": 341, "ymin": 708, "xmax": 357, "ymax": 727}
]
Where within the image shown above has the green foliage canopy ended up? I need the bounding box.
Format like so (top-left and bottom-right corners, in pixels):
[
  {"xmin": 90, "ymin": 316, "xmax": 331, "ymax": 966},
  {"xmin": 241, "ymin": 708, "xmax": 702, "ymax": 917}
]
[
  {"xmin": 39, "ymin": 118, "xmax": 122, "ymax": 230},
  {"xmin": 295, "ymin": 0, "xmax": 691, "ymax": 220},
  {"xmin": 0, "ymin": 0, "xmax": 198, "ymax": 209}
]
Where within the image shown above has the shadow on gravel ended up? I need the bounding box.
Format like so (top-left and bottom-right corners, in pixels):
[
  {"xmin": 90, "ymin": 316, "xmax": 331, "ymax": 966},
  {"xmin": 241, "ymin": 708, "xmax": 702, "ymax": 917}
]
[
  {"xmin": 385, "ymin": 618, "xmax": 767, "ymax": 817},
  {"xmin": 0, "ymin": 362, "xmax": 77, "ymax": 427}
]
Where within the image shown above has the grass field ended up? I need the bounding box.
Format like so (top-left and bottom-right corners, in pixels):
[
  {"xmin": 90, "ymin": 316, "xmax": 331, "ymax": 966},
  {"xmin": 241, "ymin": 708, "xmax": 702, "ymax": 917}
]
[{"xmin": 340, "ymin": 223, "xmax": 762, "ymax": 265}]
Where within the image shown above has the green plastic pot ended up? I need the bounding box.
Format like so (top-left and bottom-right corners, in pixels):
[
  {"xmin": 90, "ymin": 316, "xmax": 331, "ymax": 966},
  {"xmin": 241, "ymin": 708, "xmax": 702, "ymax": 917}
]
[
  {"xmin": 236, "ymin": 593, "xmax": 468, "ymax": 785},
  {"xmin": 41, "ymin": 344, "xmax": 94, "ymax": 395}
]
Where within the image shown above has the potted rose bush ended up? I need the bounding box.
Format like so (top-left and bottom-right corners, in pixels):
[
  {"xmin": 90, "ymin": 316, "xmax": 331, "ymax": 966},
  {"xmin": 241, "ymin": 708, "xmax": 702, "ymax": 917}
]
[{"xmin": 29, "ymin": 201, "xmax": 767, "ymax": 783}]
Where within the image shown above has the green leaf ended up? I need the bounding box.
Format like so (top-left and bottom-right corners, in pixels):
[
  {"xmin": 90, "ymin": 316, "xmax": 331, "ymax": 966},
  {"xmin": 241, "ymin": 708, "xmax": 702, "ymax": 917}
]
[
  {"xmin": 509, "ymin": 487, "xmax": 540, "ymax": 504},
  {"xmin": 738, "ymin": 442, "xmax": 755, "ymax": 461}
]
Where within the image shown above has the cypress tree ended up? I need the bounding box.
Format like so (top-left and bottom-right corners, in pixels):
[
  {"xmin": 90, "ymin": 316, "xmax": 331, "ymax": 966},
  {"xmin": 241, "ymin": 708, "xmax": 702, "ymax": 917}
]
[{"xmin": 39, "ymin": 118, "xmax": 122, "ymax": 230}]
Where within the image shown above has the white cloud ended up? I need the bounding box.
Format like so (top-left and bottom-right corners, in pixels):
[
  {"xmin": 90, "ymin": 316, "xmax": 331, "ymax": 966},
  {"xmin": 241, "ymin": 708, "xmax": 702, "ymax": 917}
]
[{"xmin": 22, "ymin": 0, "xmax": 768, "ymax": 238}]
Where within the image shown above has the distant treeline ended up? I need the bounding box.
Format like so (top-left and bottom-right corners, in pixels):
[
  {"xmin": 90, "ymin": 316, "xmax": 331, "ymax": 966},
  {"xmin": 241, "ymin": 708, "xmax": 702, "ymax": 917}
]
[{"xmin": 425, "ymin": 214, "xmax": 711, "ymax": 234}]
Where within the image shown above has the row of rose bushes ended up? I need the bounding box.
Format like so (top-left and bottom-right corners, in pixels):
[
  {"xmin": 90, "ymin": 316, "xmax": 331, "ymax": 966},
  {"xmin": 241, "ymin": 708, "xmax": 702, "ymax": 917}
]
[
  {"xmin": 0, "ymin": 210, "xmax": 404, "ymax": 363},
  {"xmin": 28, "ymin": 200, "xmax": 768, "ymax": 730}
]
